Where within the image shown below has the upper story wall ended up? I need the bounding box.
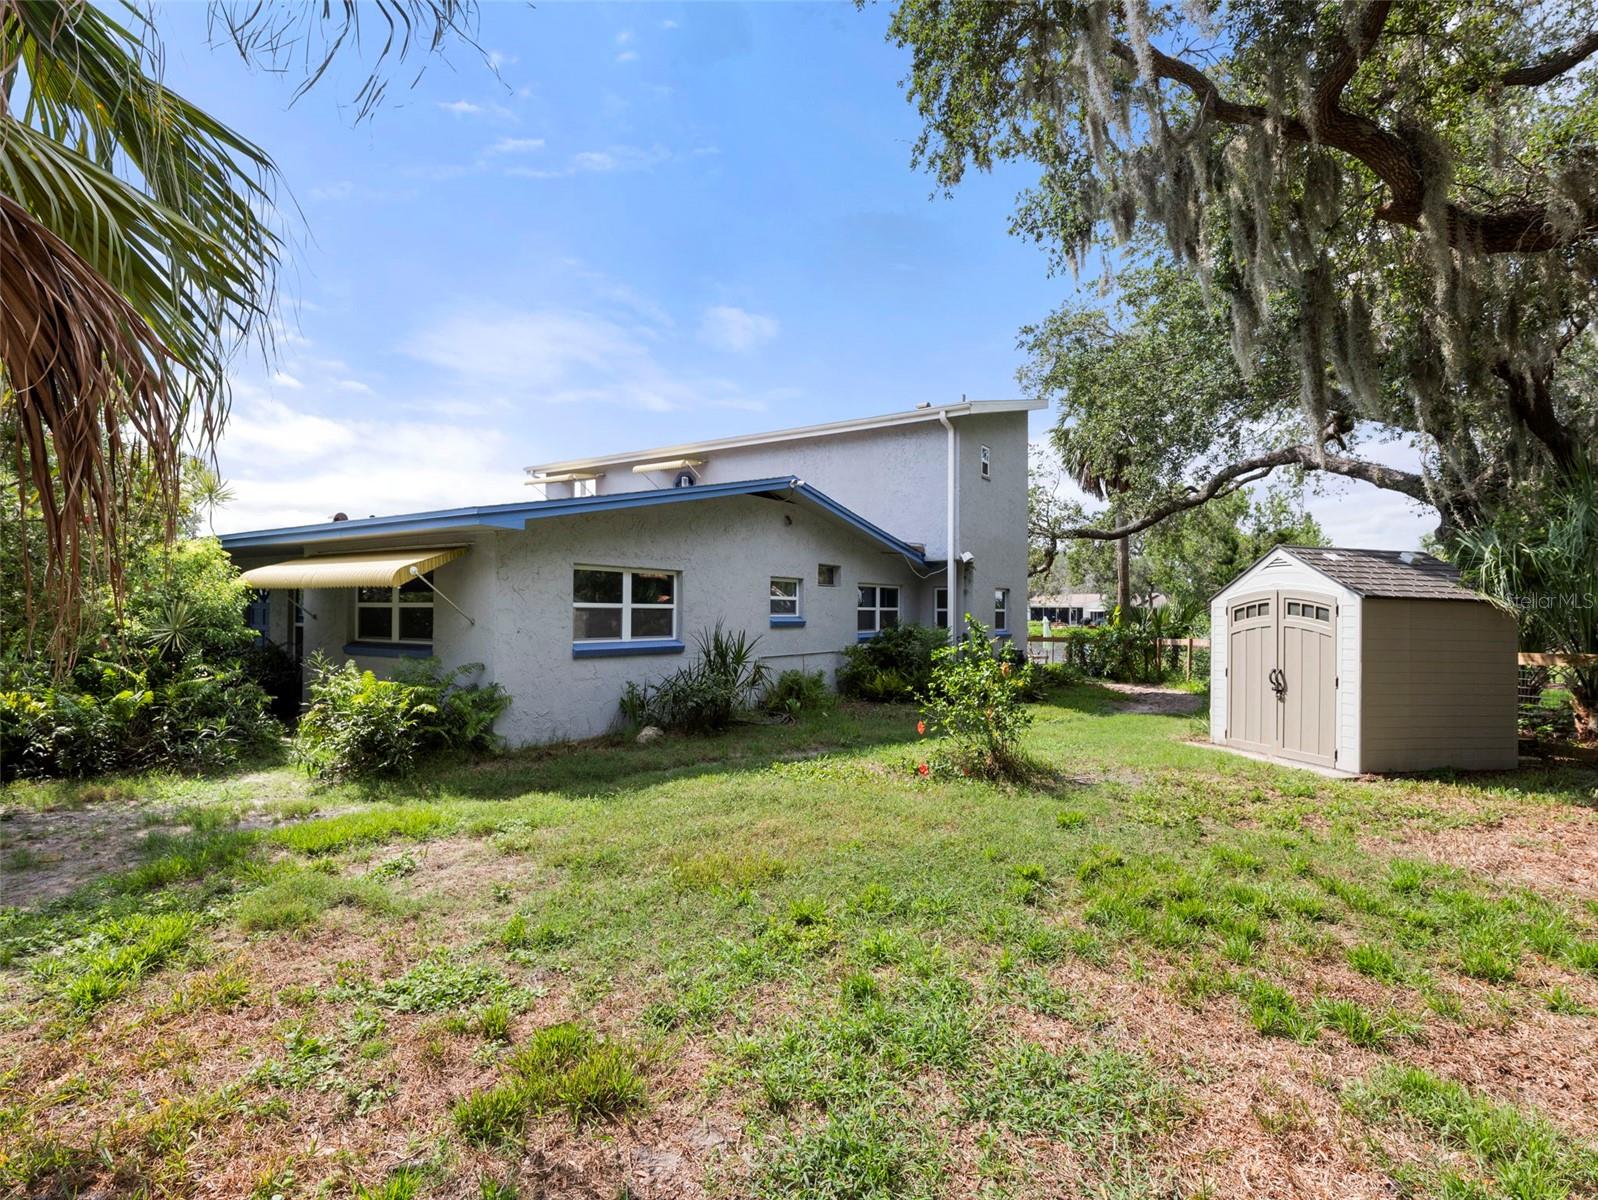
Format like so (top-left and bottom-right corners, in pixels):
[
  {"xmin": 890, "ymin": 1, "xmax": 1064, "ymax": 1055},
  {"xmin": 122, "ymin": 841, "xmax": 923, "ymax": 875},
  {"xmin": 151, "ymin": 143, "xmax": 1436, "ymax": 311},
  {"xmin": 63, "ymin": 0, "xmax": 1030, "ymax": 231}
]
[{"xmin": 569, "ymin": 421, "xmax": 951, "ymax": 554}]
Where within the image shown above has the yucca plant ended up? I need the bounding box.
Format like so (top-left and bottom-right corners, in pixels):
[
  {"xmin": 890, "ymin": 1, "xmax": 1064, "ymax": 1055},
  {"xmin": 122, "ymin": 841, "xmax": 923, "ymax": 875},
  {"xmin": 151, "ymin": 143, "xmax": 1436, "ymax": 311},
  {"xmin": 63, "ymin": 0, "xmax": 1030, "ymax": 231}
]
[{"xmin": 1457, "ymin": 468, "xmax": 1598, "ymax": 742}]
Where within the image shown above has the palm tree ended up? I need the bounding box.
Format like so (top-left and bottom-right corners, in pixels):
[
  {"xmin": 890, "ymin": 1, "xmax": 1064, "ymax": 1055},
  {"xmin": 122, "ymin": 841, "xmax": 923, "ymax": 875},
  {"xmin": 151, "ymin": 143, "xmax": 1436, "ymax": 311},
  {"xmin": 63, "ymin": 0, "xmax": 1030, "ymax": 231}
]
[
  {"xmin": 0, "ymin": 0, "xmax": 478, "ymax": 666},
  {"xmin": 1458, "ymin": 469, "xmax": 1598, "ymax": 742},
  {"xmin": 1056, "ymin": 426, "xmax": 1134, "ymax": 614}
]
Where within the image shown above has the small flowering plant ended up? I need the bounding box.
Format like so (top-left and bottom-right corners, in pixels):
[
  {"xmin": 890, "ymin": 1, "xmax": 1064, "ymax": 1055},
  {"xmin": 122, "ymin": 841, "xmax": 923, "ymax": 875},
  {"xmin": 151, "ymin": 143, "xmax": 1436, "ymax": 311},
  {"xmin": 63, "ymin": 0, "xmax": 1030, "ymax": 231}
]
[{"xmin": 915, "ymin": 615, "xmax": 1035, "ymax": 781}]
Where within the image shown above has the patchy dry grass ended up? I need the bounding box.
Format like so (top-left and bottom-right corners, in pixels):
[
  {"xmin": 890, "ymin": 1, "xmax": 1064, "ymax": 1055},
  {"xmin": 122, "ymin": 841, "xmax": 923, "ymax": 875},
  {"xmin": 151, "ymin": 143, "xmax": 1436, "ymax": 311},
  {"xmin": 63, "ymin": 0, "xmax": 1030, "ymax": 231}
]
[{"xmin": 2, "ymin": 686, "xmax": 1595, "ymax": 1198}]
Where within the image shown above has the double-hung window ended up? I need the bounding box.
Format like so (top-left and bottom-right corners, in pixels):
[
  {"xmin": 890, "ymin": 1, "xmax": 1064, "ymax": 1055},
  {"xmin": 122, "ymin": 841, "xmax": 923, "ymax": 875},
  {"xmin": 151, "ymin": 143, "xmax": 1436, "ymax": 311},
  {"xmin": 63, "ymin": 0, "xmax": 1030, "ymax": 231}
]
[
  {"xmin": 770, "ymin": 577, "xmax": 802, "ymax": 623},
  {"xmin": 994, "ymin": 587, "xmax": 1010, "ymax": 632},
  {"xmin": 934, "ymin": 587, "xmax": 949, "ymax": 629},
  {"xmin": 857, "ymin": 584, "xmax": 900, "ymax": 634},
  {"xmin": 573, "ymin": 567, "xmax": 677, "ymax": 642},
  {"xmin": 356, "ymin": 575, "xmax": 434, "ymax": 643}
]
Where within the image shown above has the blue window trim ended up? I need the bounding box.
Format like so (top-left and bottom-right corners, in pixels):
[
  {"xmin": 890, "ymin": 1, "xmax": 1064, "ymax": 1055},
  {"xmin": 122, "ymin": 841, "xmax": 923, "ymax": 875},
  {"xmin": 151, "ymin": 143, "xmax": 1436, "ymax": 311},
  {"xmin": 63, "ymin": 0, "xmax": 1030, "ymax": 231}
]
[
  {"xmin": 770, "ymin": 616, "xmax": 806, "ymax": 628},
  {"xmin": 572, "ymin": 638, "xmax": 685, "ymax": 659},
  {"xmin": 343, "ymin": 641, "xmax": 433, "ymax": 659},
  {"xmin": 994, "ymin": 630, "xmax": 1013, "ymax": 640}
]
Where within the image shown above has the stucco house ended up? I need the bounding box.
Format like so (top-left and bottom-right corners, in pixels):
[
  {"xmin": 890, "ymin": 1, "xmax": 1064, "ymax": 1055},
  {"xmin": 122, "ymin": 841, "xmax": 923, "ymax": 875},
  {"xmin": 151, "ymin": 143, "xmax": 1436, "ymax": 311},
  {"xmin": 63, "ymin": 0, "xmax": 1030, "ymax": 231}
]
[{"xmin": 219, "ymin": 399, "xmax": 1041, "ymax": 746}]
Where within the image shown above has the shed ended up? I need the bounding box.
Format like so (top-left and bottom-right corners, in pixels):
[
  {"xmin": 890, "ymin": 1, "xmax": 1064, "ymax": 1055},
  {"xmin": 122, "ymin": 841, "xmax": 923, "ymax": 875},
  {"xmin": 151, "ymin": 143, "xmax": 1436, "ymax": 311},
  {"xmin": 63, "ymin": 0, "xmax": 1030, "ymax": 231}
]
[{"xmin": 1209, "ymin": 546, "xmax": 1518, "ymax": 774}]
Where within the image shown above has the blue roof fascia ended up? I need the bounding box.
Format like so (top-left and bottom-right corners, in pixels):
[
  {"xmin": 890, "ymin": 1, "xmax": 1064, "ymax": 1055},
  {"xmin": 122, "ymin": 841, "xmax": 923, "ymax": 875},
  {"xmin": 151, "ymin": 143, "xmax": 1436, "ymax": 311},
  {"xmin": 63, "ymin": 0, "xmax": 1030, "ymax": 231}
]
[
  {"xmin": 218, "ymin": 477, "xmax": 803, "ymax": 550},
  {"xmin": 218, "ymin": 476, "xmax": 928, "ymax": 567}
]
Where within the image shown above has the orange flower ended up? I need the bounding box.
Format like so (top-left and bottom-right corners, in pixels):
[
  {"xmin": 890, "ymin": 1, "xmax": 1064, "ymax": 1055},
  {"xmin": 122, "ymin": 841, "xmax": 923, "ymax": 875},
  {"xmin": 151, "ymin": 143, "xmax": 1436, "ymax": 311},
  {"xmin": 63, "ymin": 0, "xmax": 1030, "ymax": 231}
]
[
  {"xmin": 916, "ymin": 762, "xmax": 930, "ymax": 777},
  {"xmin": 916, "ymin": 720, "xmax": 926, "ymax": 736},
  {"xmin": 1000, "ymin": 662, "xmax": 1012, "ymax": 676}
]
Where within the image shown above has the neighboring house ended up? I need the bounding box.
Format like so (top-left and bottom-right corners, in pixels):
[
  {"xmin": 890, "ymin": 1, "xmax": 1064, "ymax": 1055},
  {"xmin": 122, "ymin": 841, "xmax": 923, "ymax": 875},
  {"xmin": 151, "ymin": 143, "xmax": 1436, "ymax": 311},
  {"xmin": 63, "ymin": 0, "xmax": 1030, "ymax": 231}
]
[
  {"xmin": 1028, "ymin": 592, "xmax": 1166, "ymax": 626},
  {"xmin": 218, "ymin": 399, "xmax": 1041, "ymax": 746}
]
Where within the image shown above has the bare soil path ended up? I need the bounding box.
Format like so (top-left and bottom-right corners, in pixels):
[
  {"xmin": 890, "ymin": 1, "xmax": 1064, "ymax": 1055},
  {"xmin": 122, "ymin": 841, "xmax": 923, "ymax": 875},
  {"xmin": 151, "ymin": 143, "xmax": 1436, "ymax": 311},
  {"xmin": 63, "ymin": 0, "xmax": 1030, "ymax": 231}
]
[{"xmin": 1100, "ymin": 681, "xmax": 1206, "ymax": 716}]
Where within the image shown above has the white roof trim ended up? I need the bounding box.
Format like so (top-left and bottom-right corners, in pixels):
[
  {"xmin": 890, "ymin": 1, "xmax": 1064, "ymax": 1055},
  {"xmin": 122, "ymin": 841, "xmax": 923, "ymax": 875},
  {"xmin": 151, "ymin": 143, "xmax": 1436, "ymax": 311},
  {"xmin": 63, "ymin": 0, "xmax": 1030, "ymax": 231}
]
[
  {"xmin": 527, "ymin": 470, "xmax": 604, "ymax": 484},
  {"xmin": 631, "ymin": 458, "xmax": 705, "ymax": 473},
  {"xmin": 525, "ymin": 399, "xmax": 1046, "ymax": 476}
]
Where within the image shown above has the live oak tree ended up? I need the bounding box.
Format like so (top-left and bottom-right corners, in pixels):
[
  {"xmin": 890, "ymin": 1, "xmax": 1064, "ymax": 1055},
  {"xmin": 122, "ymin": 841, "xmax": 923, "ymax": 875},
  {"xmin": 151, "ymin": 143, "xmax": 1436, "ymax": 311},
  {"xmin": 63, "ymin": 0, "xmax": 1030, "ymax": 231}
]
[
  {"xmin": 891, "ymin": 0, "xmax": 1598, "ymax": 540},
  {"xmin": 0, "ymin": 0, "xmax": 481, "ymax": 666}
]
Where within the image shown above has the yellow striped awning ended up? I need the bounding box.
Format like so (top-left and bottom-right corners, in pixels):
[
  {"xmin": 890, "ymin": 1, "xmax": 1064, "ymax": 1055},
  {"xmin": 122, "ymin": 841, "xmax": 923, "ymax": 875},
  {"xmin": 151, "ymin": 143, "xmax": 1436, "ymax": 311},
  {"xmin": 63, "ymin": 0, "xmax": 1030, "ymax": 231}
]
[{"xmin": 240, "ymin": 547, "xmax": 466, "ymax": 590}]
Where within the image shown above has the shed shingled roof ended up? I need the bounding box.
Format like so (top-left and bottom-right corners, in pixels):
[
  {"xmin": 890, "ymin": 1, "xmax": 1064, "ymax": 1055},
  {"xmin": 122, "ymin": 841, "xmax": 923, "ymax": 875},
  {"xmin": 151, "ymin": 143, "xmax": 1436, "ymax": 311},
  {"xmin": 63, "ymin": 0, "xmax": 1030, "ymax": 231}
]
[{"xmin": 1279, "ymin": 546, "xmax": 1482, "ymax": 601}]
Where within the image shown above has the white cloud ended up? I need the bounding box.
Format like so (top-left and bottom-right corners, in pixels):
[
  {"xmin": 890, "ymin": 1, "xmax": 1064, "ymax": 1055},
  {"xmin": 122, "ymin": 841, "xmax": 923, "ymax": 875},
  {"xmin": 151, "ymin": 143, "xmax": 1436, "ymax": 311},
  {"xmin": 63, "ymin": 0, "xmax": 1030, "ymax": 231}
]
[
  {"xmin": 699, "ymin": 306, "xmax": 779, "ymax": 353},
  {"xmin": 270, "ymin": 371, "xmax": 305, "ymax": 389},
  {"xmin": 335, "ymin": 379, "xmax": 373, "ymax": 394},
  {"xmin": 406, "ymin": 306, "xmax": 777, "ymax": 415},
  {"xmin": 487, "ymin": 49, "xmax": 516, "ymax": 68},
  {"xmin": 485, "ymin": 137, "xmax": 546, "ymax": 155},
  {"xmin": 504, "ymin": 144, "xmax": 670, "ymax": 181},
  {"xmin": 615, "ymin": 29, "xmax": 635, "ymax": 44},
  {"xmin": 659, "ymin": 18, "xmax": 678, "ymax": 29},
  {"xmin": 615, "ymin": 50, "xmax": 639, "ymax": 63},
  {"xmin": 437, "ymin": 99, "xmax": 512, "ymax": 119}
]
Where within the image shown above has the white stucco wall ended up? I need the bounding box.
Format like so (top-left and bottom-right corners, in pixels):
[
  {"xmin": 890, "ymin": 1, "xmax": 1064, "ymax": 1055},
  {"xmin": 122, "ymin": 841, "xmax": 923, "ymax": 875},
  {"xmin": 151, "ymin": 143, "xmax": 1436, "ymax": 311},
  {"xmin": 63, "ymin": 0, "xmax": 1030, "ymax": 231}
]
[
  {"xmin": 591, "ymin": 422, "xmax": 952, "ymax": 556},
  {"xmin": 245, "ymin": 495, "xmax": 939, "ymax": 746},
  {"xmin": 952, "ymin": 411, "xmax": 1031, "ymax": 655}
]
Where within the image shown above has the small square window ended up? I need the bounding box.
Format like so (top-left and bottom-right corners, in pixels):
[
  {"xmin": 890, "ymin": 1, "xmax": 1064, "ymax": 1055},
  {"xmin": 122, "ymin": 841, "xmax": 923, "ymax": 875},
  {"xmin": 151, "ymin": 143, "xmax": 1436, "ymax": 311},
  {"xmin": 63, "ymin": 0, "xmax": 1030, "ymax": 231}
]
[{"xmin": 818, "ymin": 564, "xmax": 840, "ymax": 587}]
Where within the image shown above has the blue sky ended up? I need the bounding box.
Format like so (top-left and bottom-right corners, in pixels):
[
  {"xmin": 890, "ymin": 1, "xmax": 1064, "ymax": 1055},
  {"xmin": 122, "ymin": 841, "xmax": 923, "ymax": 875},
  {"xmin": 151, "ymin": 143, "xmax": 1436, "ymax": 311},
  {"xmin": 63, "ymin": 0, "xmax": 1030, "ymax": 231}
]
[{"xmin": 157, "ymin": 2, "xmax": 1432, "ymax": 550}]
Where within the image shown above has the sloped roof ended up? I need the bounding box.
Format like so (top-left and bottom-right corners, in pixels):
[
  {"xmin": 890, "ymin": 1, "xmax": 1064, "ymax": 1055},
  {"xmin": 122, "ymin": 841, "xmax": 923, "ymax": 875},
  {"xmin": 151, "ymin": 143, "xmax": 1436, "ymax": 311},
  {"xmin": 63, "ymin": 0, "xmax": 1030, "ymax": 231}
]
[
  {"xmin": 1278, "ymin": 546, "xmax": 1482, "ymax": 601},
  {"xmin": 218, "ymin": 476, "xmax": 929, "ymax": 567}
]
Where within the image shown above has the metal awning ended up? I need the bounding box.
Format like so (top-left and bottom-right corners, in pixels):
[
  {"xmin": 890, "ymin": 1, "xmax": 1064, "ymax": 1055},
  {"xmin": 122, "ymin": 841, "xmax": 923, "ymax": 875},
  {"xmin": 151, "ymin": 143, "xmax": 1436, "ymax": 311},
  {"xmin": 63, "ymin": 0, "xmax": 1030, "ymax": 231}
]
[{"xmin": 240, "ymin": 547, "xmax": 467, "ymax": 589}]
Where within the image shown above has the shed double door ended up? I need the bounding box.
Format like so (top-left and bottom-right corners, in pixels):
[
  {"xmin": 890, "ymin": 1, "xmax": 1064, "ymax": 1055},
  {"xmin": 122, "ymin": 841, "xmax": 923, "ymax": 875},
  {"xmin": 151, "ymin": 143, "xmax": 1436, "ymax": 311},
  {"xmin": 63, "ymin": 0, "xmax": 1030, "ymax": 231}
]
[{"xmin": 1226, "ymin": 590, "xmax": 1337, "ymax": 767}]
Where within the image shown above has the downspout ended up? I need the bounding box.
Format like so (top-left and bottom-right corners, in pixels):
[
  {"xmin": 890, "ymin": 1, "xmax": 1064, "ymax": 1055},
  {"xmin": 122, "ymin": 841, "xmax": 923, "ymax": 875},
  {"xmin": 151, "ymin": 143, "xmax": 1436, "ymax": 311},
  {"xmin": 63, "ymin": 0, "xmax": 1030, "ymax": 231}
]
[{"xmin": 938, "ymin": 411, "xmax": 958, "ymax": 644}]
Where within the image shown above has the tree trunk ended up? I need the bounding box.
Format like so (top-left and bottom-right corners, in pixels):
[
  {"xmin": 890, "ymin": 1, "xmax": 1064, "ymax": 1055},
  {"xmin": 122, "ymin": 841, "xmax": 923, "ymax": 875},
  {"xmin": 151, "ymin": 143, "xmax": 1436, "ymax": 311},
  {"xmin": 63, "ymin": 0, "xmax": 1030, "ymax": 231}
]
[
  {"xmin": 1115, "ymin": 536, "xmax": 1131, "ymax": 613},
  {"xmin": 1571, "ymin": 672, "xmax": 1598, "ymax": 744}
]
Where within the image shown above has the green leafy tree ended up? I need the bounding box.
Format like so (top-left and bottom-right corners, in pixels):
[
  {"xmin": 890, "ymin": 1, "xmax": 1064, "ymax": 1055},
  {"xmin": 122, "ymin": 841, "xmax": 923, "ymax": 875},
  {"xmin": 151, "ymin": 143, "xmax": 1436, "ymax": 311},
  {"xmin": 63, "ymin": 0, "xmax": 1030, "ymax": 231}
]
[
  {"xmin": 890, "ymin": 0, "xmax": 1597, "ymax": 543},
  {"xmin": 1, "ymin": 0, "xmax": 480, "ymax": 665},
  {"xmin": 1141, "ymin": 490, "xmax": 1326, "ymax": 629}
]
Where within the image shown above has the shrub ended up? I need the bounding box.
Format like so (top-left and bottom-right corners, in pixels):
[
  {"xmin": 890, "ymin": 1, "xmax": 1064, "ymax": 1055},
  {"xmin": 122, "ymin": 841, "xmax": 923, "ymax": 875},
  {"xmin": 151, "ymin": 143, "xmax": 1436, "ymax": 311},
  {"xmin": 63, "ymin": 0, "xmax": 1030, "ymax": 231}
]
[
  {"xmin": 618, "ymin": 623, "xmax": 768, "ymax": 734},
  {"xmin": 761, "ymin": 669, "xmax": 832, "ymax": 720},
  {"xmin": 916, "ymin": 617, "xmax": 1035, "ymax": 779},
  {"xmin": 837, "ymin": 623, "xmax": 945, "ymax": 701},
  {"xmin": 0, "ymin": 656, "xmax": 279, "ymax": 781},
  {"xmin": 292, "ymin": 655, "xmax": 509, "ymax": 779}
]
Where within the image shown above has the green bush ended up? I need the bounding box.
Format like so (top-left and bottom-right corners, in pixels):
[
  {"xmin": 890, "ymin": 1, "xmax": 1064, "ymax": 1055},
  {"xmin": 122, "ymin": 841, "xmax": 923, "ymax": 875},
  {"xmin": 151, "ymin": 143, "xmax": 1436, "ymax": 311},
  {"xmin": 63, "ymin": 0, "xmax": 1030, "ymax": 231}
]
[
  {"xmin": 292, "ymin": 655, "xmax": 509, "ymax": 779},
  {"xmin": 121, "ymin": 537, "xmax": 259, "ymax": 662},
  {"xmin": 916, "ymin": 617, "xmax": 1035, "ymax": 779},
  {"xmin": 837, "ymin": 623, "xmax": 945, "ymax": 701},
  {"xmin": 761, "ymin": 669, "xmax": 833, "ymax": 719},
  {"xmin": 618, "ymin": 624, "xmax": 768, "ymax": 734},
  {"xmin": 0, "ymin": 657, "xmax": 279, "ymax": 780}
]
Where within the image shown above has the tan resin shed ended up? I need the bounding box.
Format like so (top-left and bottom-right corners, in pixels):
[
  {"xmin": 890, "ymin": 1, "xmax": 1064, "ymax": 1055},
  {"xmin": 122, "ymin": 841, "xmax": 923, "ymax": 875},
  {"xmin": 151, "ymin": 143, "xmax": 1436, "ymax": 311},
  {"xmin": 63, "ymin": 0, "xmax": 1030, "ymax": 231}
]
[{"xmin": 1209, "ymin": 546, "xmax": 1518, "ymax": 774}]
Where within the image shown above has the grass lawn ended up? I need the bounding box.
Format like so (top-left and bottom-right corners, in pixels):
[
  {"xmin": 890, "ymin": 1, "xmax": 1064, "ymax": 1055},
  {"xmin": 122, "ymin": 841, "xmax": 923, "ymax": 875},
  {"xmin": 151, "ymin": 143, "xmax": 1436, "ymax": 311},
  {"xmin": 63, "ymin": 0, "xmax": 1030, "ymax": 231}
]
[{"xmin": 2, "ymin": 684, "xmax": 1597, "ymax": 1199}]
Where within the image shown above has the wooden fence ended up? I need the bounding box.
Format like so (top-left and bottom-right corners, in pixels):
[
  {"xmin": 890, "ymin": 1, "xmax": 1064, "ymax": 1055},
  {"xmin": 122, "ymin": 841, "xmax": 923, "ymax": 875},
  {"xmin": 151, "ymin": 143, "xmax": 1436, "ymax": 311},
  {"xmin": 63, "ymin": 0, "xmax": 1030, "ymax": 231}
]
[{"xmin": 1026, "ymin": 635, "xmax": 1598, "ymax": 681}]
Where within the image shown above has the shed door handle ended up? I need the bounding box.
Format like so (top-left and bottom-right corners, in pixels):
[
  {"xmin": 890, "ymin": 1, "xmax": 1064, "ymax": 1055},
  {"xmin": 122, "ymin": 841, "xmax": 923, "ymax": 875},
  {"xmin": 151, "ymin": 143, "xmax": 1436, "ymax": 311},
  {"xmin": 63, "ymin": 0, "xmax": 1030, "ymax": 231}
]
[{"xmin": 1269, "ymin": 667, "xmax": 1287, "ymax": 698}]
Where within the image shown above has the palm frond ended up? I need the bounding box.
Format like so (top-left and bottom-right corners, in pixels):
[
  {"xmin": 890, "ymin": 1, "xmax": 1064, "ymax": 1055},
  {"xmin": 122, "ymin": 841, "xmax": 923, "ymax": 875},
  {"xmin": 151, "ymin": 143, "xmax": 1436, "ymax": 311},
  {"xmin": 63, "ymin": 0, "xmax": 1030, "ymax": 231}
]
[{"xmin": 208, "ymin": 0, "xmax": 483, "ymax": 122}]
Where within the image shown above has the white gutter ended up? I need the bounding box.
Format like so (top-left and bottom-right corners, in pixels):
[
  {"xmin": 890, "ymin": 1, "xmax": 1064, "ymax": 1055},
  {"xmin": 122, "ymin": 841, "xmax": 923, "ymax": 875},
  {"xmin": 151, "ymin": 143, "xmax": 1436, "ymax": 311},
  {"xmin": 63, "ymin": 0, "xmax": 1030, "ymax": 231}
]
[{"xmin": 939, "ymin": 410, "xmax": 958, "ymax": 644}]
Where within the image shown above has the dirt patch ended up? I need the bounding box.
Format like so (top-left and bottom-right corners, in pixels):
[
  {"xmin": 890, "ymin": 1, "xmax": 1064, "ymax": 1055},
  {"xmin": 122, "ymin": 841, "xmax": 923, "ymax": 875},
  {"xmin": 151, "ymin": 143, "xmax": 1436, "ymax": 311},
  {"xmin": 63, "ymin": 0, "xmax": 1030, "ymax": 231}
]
[
  {"xmin": 1370, "ymin": 808, "xmax": 1598, "ymax": 905},
  {"xmin": 1100, "ymin": 682, "xmax": 1206, "ymax": 717}
]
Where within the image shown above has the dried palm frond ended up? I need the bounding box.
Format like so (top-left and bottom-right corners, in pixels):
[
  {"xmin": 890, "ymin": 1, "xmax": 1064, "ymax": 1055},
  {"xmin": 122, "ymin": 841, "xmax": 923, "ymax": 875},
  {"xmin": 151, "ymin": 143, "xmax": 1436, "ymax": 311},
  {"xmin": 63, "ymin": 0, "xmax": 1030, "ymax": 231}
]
[{"xmin": 0, "ymin": 0, "xmax": 477, "ymax": 668}]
